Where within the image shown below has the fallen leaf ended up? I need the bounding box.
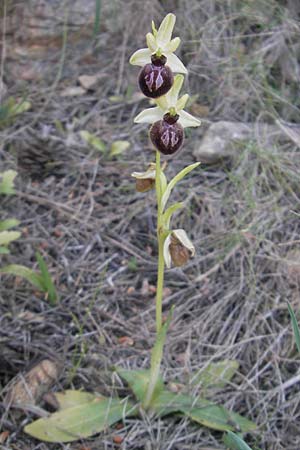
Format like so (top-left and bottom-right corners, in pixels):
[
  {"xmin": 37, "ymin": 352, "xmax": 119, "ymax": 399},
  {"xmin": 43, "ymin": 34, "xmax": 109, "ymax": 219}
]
[
  {"xmin": 17, "ymin": 311, "xmax": 45, "ymax": 323},
  {"xmin": 118, "ymin": 336, "xmax": 134, "ymax": 346},
  {"xmin": 127, "ymin": 286, "xmax": 135, "ymax": 294},
  {"xmin": 78, "ymin": 74, "xmax": 100, "ymax": 90},
  {"xmin": 0, "ymin": 431, "xmax": 9, "ymax": 444},
  {"xmin": 60, "ymin": 87, "xmax": 86, "ymax": 97},
  {"xmin": 5, "ymin": 359, "xmax": 61, "ymax": 407},
  {"xmin": 113, "ymin": 435, "xmax": 123, "ymax": 444}
]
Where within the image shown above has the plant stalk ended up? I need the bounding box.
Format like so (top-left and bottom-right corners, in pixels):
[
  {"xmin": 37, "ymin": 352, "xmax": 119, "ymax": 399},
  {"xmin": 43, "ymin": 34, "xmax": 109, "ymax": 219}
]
[
  {"xmin": 143, "ymin": 151, "xmax": 166, "ymax": 409},
  {"xmin": 155, "ymin": 150, "xmax": 165, "ymax": 335}
]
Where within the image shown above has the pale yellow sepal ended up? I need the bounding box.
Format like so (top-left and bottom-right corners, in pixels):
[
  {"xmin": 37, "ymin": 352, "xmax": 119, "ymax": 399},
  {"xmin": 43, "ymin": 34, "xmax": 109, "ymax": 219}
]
[
  {"xmin": 129, "ymin": 14, "xmax": 187, "ymax": 74},
  {"xmin": 134, "ymin": 74, "xmax": 201, "ymax": 128}
]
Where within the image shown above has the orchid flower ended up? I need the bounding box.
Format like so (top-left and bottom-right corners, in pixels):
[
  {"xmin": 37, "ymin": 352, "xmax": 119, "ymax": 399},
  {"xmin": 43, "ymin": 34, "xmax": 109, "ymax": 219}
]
[
  {"xmin": 163, "ymin": 229, "xmax": 195, "ymax": 268},
  {"xmin": 134, "ymin": 74, "xmax": 201, "ymax": 129},
  {"xmin": 130, "ymin": 14, "xmax": 187, "ymax": 74}
]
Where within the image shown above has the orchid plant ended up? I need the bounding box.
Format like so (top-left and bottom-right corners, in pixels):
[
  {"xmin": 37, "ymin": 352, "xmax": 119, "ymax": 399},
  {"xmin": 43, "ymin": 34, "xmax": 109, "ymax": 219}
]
[{"xmin": 24, "ymin": 14, "xmax": 255, "ymax": 445}]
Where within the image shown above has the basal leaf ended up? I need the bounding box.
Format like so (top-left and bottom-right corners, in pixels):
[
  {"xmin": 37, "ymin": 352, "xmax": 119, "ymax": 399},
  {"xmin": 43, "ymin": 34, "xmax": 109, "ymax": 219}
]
[
  {"xmin": 117, "ymin": 369, "xmax": 164, "ymax": 403},
  {"xmin": 10, "ymin": 100, "xmax": 31, "ymax": 116},
  {"xmin": 224, "ymin": 431, "xmax": 254, "ymax": 450},
  {"xmin": 190, "ymin": 360, "xmax": 239, "ymax": 390},
  {"xmin": 151, "ymin": 388, "xmax": 256, "ymax": 433},
  {"xmin": 0, "ymin": 170, "xmax": 17, "ymax": 195},
  {"xmin": 36, "ymin": 252, "xmax": 58, "ymax": 305},
  {"xmin": 80, "ymin": 130, "xmax": 106, "ymax": 152},
  {"xmin": 287, "ymin": 302, "xmax": 300, "ymax": 353},
  {"xmin": 151, "ymin": 390, "xmax": 208, "ymax": 417},
  {"xmin": 0, "ymin": 246, "xmax": 10, "ymax": 254},
  {"xmin": 24, "ymin": 396, "xmax": 137, "ymax": 443},
  {"xmin": 110, "ymin": 140, "xmax": 130, "ymax": 157},
  {"xmin": 0, "ymin": 264, "xmax": 45, "ymax": 290},
  {"xmin": 0, "ymin": 219, "xmax": 20, "ymax": 232},
  {"xmin": 54, "ymin": 390, "xmax": 103, "ymax": 410},
  {"xmin": 187, "ymin": 404, "xmax": 256, "ymax": 433},
  {"xmin": 0, "ymin": 231, "xmax": 21, "ymax": 246}
]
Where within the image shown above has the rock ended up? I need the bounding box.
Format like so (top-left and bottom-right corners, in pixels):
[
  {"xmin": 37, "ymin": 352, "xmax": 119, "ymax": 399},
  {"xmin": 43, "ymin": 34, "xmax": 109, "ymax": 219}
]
[
  {"xmin": 78, "ymin": 74, "xmax": 102, "ymax": 91},
  {"xmin": 193, "ymin": 120, "xmax": 300, "ymax": 164},
  {"xmin": 1, "ymin": 0, "xmax": 95, "ymax": 82}
]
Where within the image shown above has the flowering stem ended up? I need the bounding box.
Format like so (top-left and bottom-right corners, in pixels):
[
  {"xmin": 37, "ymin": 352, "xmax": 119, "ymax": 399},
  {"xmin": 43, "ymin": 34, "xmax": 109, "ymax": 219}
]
[
  {"xmin": 143, "ymin": 151, "xmax": 166, "ymax": 409},
  {"xmin": 155, "ymin": 150, "xmax": 165, "ymax": 334}
]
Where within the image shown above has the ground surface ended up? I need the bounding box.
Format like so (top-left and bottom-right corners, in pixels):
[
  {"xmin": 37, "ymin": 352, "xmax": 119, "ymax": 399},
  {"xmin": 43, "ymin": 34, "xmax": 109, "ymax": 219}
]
[{"xmin": 1, "ymin": 1, "xmax": 300, "ymax": 449}]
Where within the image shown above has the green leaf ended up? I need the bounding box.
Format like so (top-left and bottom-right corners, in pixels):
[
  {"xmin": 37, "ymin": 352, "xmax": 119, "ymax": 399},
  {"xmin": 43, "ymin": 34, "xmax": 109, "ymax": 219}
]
[
  {"xmin": 117, "ymin": 369, "xmax": 164, "ymax": 403},
  {"xmin": 0, "ymin": 170, "xmax": 17, "ymax": 195},
  {"xmin": 80, "ymin": 130, "xmax": 106, "ymax": 152},
  {"xmin": 143, "ymin": 310, "xmax": 173, "ymax": 408},
  {"xmin": 0, "ymin": 219, "xmax": 20, "ymax": 232},
  {"xmin": 161, "ymin": 162, "xmax": 200, "ymax": 211},
  {"xmin": 187, "ymin": 405, "xmax": 256, "ymax": 433},
  {"xmin": 24, "ymin": 395, "xmax": 137, "ymax": 443},
  {"xmin": 224, "ymin": 431, "xmax": 254, "ymax": 450},
  {"xmin": 190, "ymin": 360, "xmax": 239, "ymax": 390},
  {"xmin": 150, "ymin": 389, "xmax": 256, "ymax": 433},
  {"xmin": 287, "ymin": 302, "xmax": 300, "ymax": 353},
  {"xmin": 55, "ymin": 390, "xmax": 102, "ymax": 410},
  {"xmin": 162, "ymin": 202, "xmax": 183, "ymax": 229},
  {"xmin": 36, "ymin": 252, "xmax": 58, "ymax": 305},
  {"xmin": 0, "ymin": 264, "xmax": 45, "ymax": 290},
  {"xmin": 160, "ymin": 171, "xmax": 168, "ymax": 197},
  {"xmin": 0, "ymin": 231, "xmax": 21, "ymax": 246},
  {"xmin": 151, "ymin": 390, "xmax": 207, "ymax": 417},
  {"xmin": 109, "ymin": 140, "xmax": 130, "ymax": 157},
  {"xmin": 0, "ymin": 246, "xmax": 10, "ymax": 254},
  {"xmin": 93, "ymin": 0, "xmax": 102, "ymax": 36},
  {"xmin": 10, "ymin": 99, "xmax": 31, "ymax": 116}
]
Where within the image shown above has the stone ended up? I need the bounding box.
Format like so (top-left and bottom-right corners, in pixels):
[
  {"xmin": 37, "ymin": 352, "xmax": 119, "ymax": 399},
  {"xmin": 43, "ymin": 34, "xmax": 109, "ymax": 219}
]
[{"xmin": 193, "ymin": 120, "xmax": 300, "ymax": 164}]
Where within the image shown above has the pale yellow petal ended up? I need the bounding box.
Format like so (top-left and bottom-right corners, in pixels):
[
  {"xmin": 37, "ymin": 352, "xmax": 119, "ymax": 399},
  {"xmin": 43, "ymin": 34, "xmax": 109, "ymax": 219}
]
[
  {"xmin": 146, "ymin": 33, "xmax": 157, "ymax": 53},
  {"xmin": 176, "ymin": 94, "xmax": 189, "ymax": 111},
  {"xmin": 164, "ymin": 37, "xmax": 181, "ymax": 53}
]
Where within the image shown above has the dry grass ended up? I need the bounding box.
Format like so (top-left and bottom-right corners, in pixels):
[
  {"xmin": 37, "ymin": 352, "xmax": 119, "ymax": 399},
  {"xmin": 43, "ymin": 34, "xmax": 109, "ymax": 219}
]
[{"xmin": 1, "ymin": 0, "xmax": 300, "ymax": 449}]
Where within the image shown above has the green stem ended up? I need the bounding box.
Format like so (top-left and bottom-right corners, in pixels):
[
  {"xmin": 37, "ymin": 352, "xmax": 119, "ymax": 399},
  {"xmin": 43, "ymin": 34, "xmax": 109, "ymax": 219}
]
[
  {"xmin": 143, "ymin": 151, "xmax": 166, "ymax": 409},
  {"xmin": 155, "ymin": 150, "xmax": 164, "ymax": 334}
]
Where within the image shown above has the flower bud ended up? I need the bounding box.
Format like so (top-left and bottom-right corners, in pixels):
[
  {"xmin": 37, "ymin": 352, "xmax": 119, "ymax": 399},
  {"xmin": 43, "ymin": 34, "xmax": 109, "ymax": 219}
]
[
  {"xmin": 150, "ymin": 112, "xmax": 184, "ymax": 155},
  {"xmin": 138, "ymin": 54, "xmax": 174, "ymax": 99}
]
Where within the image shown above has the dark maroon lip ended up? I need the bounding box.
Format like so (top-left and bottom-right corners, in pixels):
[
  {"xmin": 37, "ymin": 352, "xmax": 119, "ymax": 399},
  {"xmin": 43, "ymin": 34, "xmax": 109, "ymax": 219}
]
[
  {"xmin": 138, "ymin": 62, "xmax": 174, "ymax": 99},
  {"xmin": 150, "ymin": 118, "xmax": 184, "ymax": 155},
  {"xmin": 151, "ymin": 54, "xmax": 167, "ymax": 66},
  {"xmin": 163, "ymin": 112, "xmax": 179, "ymax": 125}
]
